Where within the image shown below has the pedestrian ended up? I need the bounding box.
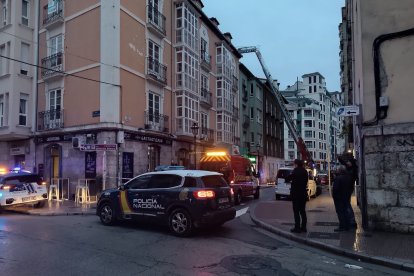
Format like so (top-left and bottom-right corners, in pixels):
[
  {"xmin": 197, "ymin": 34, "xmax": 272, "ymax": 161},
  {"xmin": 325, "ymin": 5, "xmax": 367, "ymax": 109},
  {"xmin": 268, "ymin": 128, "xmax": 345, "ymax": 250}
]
[
  {"xmin": 332, "ymin": 165, "xmax": 353, "ymax": 231},
  {"xmin": 338, "ymin": 155, "xmax": 358, "ymax": 228},
  {"xmin": 285, "ymin": 159, "xmax": 308, "ymax": 233}
]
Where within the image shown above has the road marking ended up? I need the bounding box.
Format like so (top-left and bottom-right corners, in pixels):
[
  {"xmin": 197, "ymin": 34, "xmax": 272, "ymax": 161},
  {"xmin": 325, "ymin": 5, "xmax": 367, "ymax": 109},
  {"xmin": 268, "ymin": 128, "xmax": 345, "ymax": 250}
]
[{"xmin": 236, "ymin": 207, "xmax": 249, "ymax": 218}]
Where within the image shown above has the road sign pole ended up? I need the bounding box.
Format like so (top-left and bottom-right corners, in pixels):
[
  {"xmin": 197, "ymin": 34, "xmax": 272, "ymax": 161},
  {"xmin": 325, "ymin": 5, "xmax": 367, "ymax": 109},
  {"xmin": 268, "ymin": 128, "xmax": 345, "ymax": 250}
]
[{"xmin": 103, "ymin": 140, "xmax": 107, "ymax": 191}]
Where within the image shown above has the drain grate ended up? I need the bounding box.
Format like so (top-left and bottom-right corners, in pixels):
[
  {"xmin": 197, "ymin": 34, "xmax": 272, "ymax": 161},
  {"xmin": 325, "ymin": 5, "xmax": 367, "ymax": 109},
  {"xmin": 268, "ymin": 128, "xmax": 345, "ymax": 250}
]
[
  {"xmin": 308, "ymin": 232, "xmax": 340, "ymax": 240},
  {"xmin": 314, "ymin": 221, "xmax": 339, "ymax": 226}
]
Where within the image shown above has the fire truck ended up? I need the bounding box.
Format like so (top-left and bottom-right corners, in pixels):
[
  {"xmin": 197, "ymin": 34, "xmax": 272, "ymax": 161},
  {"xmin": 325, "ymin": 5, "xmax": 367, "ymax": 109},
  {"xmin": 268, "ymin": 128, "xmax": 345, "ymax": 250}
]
[
  {"xmin": 238, "ymin": 47, "xmax": 315, "ymax": 168},
  {"xmin": 199, "ymin": 151, "xmax": 260, "ymax": 205}
]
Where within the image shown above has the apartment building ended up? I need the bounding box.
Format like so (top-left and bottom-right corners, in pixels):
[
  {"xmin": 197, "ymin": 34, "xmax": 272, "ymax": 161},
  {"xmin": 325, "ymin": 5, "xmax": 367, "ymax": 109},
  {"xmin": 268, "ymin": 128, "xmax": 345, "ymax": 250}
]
[
  {"xmin": 0, "ymin": 0, "xmax": 37, "ymax": 170},
  {"xmin": 29, "ymin": 0, "xmax": 240, "ymax": 190},
  {"xmin": 342, "ymin": 0, "xmax": 414, "ymax": 232},
  {"xmin": 281, "ymin": 73, "xmax": 345, "ymax": 171}
]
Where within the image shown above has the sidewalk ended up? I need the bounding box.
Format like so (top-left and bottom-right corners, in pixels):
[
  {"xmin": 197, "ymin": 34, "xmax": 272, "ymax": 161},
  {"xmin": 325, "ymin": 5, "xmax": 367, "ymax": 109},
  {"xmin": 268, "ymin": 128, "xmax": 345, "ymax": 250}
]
[
  {"xmin": 6, "ymin": 200, "xmax": 96, "ymax": 216},
  {"xmin": 251, "ymin": 189, "xmax": 414, "ymax": 273}
]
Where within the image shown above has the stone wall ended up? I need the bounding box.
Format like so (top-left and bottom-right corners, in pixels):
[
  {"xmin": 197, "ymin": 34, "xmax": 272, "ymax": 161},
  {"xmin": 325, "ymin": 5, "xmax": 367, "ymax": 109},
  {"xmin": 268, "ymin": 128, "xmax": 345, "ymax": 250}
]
[{"xmin": 363, "ymin": 125, "xmax": 414, "ymax": 232}]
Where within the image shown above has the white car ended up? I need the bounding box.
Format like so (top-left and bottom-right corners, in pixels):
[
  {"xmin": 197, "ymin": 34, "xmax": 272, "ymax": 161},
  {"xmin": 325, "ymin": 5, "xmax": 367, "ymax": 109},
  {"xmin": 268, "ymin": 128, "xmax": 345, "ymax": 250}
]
[
  {"xmin": 275, "ymin": 167, "xmax": 317, "ymax": 200},
  {"xmin": 0, "ymin": 172, "xmax": 48, "ymax": 210}
]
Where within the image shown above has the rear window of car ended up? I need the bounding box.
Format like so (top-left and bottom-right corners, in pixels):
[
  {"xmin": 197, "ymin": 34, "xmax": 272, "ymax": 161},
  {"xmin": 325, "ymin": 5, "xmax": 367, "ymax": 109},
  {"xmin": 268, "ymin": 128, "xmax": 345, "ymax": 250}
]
[
  {"xmin": 149, "ymin": 174, "xmax": 182, "ymax": 189},
  {"xmin": 200, "ymin": 175, "xmax": 228, "ymax": 188},
  {"xmin": 277, "ymin": 169, "xmax": 292, "ymax": 179}
]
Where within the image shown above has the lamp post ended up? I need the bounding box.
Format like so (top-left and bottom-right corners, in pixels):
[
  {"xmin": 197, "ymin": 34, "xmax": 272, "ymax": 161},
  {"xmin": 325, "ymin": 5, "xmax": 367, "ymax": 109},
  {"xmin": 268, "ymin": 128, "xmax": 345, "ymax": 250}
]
[{"xmin": 191, "ymin": 122, "xmax": 199, "ymax": 169}]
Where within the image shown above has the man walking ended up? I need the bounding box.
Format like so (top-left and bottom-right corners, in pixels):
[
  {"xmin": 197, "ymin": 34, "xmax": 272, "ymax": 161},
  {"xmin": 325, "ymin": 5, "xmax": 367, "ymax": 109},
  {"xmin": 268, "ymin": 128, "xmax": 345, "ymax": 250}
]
[
  {"xmin": 338, "ymin": 155, "xmax": 358, "ymax": 228},
  {"xmin": 286, "ymin": 159, "xmax": 308, "ymax": 233},
  {"xmin": 332, "ymin": 165, "xmax": 354, "ymax": 231}
]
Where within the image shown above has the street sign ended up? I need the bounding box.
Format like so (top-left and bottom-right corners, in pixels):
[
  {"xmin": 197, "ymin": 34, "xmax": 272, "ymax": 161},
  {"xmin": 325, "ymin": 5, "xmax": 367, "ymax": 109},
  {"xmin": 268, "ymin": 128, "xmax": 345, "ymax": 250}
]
[
  {"xmin": 336, "ymin": 105, "xmax": 360, "ymax": 117},
  {"xmin": 79, "ymin": 144, "xmax": 117, "ymax": 151}
]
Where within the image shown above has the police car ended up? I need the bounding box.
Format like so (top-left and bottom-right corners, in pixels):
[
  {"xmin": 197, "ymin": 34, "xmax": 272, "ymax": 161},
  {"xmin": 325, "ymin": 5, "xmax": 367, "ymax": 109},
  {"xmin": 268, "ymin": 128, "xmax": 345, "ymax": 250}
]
[
  {"xmin": 0, "ymin": 170, "xmax": 48, "ymax": 210},
  {"xmin": 97, "ymin": 170, "xmax": 236, "ymax": 236}
]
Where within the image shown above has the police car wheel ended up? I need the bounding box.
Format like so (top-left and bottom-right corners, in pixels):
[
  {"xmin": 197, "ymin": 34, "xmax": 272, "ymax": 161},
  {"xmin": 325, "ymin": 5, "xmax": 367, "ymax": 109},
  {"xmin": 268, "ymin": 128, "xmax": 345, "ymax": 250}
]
[
  {"xmin": 34, "ymin": 200, "xmax": 46, "ymax": 208},
  {"xmin": 169, "ymin": 208, "xmax": 193, "ymax": 237},
  {"xmin": 99, "ymin": 203, "xmax": 116, "ymax": 226}
]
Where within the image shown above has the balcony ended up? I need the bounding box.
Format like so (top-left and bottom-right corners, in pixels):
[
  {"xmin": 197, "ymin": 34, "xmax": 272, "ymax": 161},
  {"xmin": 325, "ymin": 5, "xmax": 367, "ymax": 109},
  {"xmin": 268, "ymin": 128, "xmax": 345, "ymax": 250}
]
[
  {"xmin": 43, "ymin": 0, "xmax": 64, "ymax": 29},
  {"xmin": 200, "ymin": 127, "xmax": 215, "ymax": 144},
  {"xmin": 147, "ymin": 57, "xmax": 167, "ymax": 86},
  {"xmin": 200, "ymin": 50, "xmax": 211, "ymax": 71},
  {"xmin": 200, "ymin": 88, "xmax": 212, "ymax": 107},
  {"xmin": 41, "ymin": 52, "xmax": 64, "ymax": 80},
  {"xmin": 232, "ymin": 76, "xmax": 239, "ymax": 92},
  {"xmin": 144, "ymin": 111, "xmax": 169, "ymax": 132},
  {"xmin": 147, "ymin": 4, "xmax": 166, "ymax": 38},
  {"xmin": 37, "ymin": 109, "xmax": 64, "ymax": 131}
]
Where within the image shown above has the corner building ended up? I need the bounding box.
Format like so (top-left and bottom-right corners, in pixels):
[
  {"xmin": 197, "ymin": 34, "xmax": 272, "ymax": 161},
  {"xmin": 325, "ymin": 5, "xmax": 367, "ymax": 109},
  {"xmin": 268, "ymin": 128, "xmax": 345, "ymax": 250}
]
[{"xmin": 35, "ymin": 0, "xmax": 241, "ymax": 191}]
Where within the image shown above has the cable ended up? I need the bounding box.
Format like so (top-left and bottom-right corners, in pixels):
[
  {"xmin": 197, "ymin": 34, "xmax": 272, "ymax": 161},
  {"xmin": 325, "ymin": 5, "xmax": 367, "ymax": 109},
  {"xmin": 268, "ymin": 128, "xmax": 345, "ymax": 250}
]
[
  {"xmin": 0, "ymin": 54, "xmax": 120, "ymax": 87},
  {"xmin": 0, "ymin": 29, "xmax": 121, "ymax": 70}
]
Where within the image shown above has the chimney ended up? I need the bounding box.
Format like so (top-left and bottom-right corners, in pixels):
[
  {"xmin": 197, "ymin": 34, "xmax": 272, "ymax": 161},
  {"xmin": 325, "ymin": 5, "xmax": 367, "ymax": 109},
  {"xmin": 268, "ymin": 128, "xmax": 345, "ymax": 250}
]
[
  {"xmin": 210, "ymin": 17, "xmax": 220, "ymax": 27},
  {"xmin": 223, "ymin": 32, "xmax": 233, "ymax": 42},
  {"xmin": 192, "ymin": 0, "xmax": 204, "ymax": 9}
]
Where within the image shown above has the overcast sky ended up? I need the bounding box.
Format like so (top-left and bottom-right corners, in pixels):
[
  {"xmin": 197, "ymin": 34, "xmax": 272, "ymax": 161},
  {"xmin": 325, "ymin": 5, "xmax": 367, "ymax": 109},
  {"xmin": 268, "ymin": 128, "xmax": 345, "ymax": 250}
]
[{"xmin": 202, "ymin": 0, "xmax": 345, "ymax": 91}]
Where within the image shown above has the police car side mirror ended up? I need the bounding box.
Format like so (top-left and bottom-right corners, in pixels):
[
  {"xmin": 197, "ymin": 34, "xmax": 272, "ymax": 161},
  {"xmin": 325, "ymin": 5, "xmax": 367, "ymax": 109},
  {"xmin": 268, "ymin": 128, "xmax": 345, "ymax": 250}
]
[{"xmin": 119, "ymin": 184, "xmax": 126, "ymax": 191}]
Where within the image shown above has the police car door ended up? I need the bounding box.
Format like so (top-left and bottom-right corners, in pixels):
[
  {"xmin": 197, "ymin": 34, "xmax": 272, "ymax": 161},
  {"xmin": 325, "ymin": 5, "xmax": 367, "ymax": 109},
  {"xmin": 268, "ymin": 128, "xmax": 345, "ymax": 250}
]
[
  {"xmin": 124, "ymin": 174, "xmax": 153, "ymax": 218},
  {"xmin": 145, "ymin": 174, "xmax": 183, "ymax": 217}
]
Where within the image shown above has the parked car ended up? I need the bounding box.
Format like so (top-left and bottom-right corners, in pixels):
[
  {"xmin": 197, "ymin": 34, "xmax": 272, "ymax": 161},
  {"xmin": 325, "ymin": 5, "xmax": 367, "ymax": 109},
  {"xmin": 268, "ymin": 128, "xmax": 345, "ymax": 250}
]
[
  {"xmin": 274, "ymin": 167, "xmax": 317, "ymax": 200},
  {"xmin": 97, "ymin": 170, "xmax": 236, "ymax": 237},
  {"xmin": 0, "ymin": 171, "xmax": 48, "ymax": 211}
]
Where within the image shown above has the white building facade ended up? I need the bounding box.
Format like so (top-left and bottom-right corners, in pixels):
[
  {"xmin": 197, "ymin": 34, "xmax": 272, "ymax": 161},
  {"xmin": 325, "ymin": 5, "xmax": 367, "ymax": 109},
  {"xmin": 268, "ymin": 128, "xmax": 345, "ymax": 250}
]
[{"xmin": 282, "ymin": 73, "xmax": 345, "ymax": 171}]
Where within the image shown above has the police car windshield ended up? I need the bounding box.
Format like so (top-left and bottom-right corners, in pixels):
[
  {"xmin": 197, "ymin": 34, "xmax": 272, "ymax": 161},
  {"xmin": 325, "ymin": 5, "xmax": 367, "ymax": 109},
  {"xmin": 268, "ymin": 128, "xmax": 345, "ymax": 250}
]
[{"xmin": 201, "ymin": 175, "xmax": 228, "ymax": 188}]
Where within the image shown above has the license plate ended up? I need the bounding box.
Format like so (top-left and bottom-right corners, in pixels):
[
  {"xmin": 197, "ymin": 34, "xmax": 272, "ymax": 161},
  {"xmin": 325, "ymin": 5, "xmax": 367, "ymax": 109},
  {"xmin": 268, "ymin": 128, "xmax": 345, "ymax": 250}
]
[
  {"xmin": 22, "ymin": 196, "xmax": 37, "ymax": 202},
  {"xmin": 219, "ymin": 197, "xmax": 229, "ymax": 204}
]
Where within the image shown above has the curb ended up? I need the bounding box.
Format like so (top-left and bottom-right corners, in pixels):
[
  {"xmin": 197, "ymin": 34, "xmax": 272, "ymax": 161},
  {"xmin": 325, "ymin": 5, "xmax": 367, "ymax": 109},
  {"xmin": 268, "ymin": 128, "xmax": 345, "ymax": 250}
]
[
  {"xmin": 250, "ymin": 206, "xmax": 414, "ymax": 273},
  {"xmin": 6, "ymin": 209, "xmax": 96, "ymax": 217}
]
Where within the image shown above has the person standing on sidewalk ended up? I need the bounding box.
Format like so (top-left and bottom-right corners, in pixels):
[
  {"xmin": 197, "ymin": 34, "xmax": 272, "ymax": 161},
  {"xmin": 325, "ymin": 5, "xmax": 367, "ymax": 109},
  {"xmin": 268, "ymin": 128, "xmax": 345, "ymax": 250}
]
[
  {"xmin": 285, "ymin": 159, "xmax": 308, "ymax": 233},
  {"xmin": 338, "ymin": 155, "xmax": 358, "ymax": 228},
  {"xmin": 332, "ymin": 165, "xmax": 353, "ymax": 231}
]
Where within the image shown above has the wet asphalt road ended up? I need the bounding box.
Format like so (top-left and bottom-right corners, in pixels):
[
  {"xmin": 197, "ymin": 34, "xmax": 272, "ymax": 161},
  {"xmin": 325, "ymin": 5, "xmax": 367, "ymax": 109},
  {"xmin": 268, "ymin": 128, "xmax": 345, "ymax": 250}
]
[{"xmin": 0, "ymin": 188, "xmax": 409, "ymax": 275}]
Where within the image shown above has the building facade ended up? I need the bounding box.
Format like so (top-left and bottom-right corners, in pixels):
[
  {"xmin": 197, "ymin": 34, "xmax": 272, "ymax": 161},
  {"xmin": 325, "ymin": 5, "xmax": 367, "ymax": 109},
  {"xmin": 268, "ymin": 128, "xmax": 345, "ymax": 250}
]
[
  {"xmin": 342, "ymin": 0, "xmax": 414, "ymax": 232},
  {"xmin": 0, "ymin": 0, "xmax": 241, "ymax": 194},
  {"xmin": 0, "ymin": 0, "xmax": 37, "ymax": 171},
  {"xmin": 281, "ymin": 73, "xmax": 345, "ymax": 171}
]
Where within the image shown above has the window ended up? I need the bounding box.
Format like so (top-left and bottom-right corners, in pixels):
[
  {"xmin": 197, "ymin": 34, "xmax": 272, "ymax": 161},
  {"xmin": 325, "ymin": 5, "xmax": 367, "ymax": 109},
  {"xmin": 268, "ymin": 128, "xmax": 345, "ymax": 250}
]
[
  {"xmin": 0, "ymin": 94, "xmax": 4, "ymax": 127},
  {"xmin": 149, "ymin": 174, "xmax": 182, "ymax": 189},
  {"xmin": 175, "ymin": 3, "xmax": 198, "ymax": 50},
  {"xmin": 304, "ymin": 110, "xmax": 312, "ymax": 117},
  {"xmin": 0, "ymin": 43, "xmax": 7, "ymax": 75},
  {"xmin": 1, "ymin": 0, "xmax": 8, "ymax": 26},
  {"xmin": 304, "ymin": 120, "xmax": 312, "ymax": 127},
  {"xmin": 201, "ymin": 175, "xmax": 228, "ymax": 188},
  {"xmin": 288, "ymin": 151, "xmax": 295, "ymax": 160},
  {"xmin": 148, "ymin": 145, "xmax": 160, "ymax": 171},
  {"xmin": 176, "ymin": 46, "xmax": 198, "ymax": 92},
  {"xmin": 148, "ymin": 92, "xmax": 160, "ymax": 122},
  {"xmin": 313, "ymin": 86, "xmax": 316, "ymax": 92},
  {"xmin": 250, "ymin": 83, "xmax": 254, "ymax": 96},
  {"xmin": 250, "ymin": 107, "xmax": 254, "ymax": 120},
  {"xmin": 148, "ymin": 0, "xmax": 160, "ymax": 26},
  {"xmin": 305, "ymin": 130, "xmax": 312, "ymax": 138},
  {"xmin": 127, "ymin": 175, "xmax": 153, "ymax": 189},
  {"xmin": 184, "ymin": 177, "xmax": 197, "ymax": 188},
  {"xmin": 288, "ymin": 141, "xmax": 295, "ymax": 149},
  {"xmin": 308, "ymin": 86, "xmax": 312, "ymax": 93},
  {"xmin": 305, "ymin": 141, "xmax": 313, "ymax": 148},
  {"xmin": 200, "ymin": 112, "xmax": 208, "ymax": 135},
  {"xmin": 313, "ymin": 76, "xmax": 316, "ymax": 83},
  {"xmin": 19, "ymin": 94, "xmax": 28, "ymax": 126},
  {"xmin": 176, "ymin": 91, "xmax": 199, "ymax": 134},
  {"xmin": 257, "ymin": 109, "xmax": 262, "ymax": 124},
  {"xmin": 308, "ymin": 76, "xmax": 312, "ymax": 84},
  {"xmin": 49, "ymin": 34, "xmax": 63, "ymax": 56},
  {"xmin": 20, "ymin": 43, "xmax": 30, "ymax": 75},
  {"xmin": 22, "ymin": 0, "xmax": 29, "ymax": 26},
  {"xmin": 48, "ymin": 89, "xmax": 62, "ymax": 111}
]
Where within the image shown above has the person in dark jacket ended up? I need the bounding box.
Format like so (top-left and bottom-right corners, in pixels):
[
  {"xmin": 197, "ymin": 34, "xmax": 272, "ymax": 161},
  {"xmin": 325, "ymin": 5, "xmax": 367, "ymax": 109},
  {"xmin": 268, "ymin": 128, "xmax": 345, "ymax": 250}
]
[
  {"xmin": 285, "ymin": 159, "xmax": 308, "ymax": 233},
  {"xmin": 338, "ymin": 155, "xmax": 358, "ymax": 228},
  {"xmin": 332, "ymin": 165, "xmax": 354, "ymax": 231}
]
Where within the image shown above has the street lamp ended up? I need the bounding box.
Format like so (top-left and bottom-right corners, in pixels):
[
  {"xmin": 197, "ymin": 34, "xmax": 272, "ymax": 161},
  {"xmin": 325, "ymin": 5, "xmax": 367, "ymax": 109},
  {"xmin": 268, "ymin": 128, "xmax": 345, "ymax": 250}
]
[{"xmin": 190, "ymin": 122, "xmax": 199, "ymax": 169}]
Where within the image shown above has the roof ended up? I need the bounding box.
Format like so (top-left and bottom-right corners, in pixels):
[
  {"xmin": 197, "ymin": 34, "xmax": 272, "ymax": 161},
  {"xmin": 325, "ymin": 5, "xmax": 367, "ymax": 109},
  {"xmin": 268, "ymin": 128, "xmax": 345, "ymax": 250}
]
[
  {"xmin": 302, "ymin": 72, "xmax": 325, "ymax": 78},
  {"xmin": 141, "ymin": 170, "xmax": 222, "ymax": 177}
]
